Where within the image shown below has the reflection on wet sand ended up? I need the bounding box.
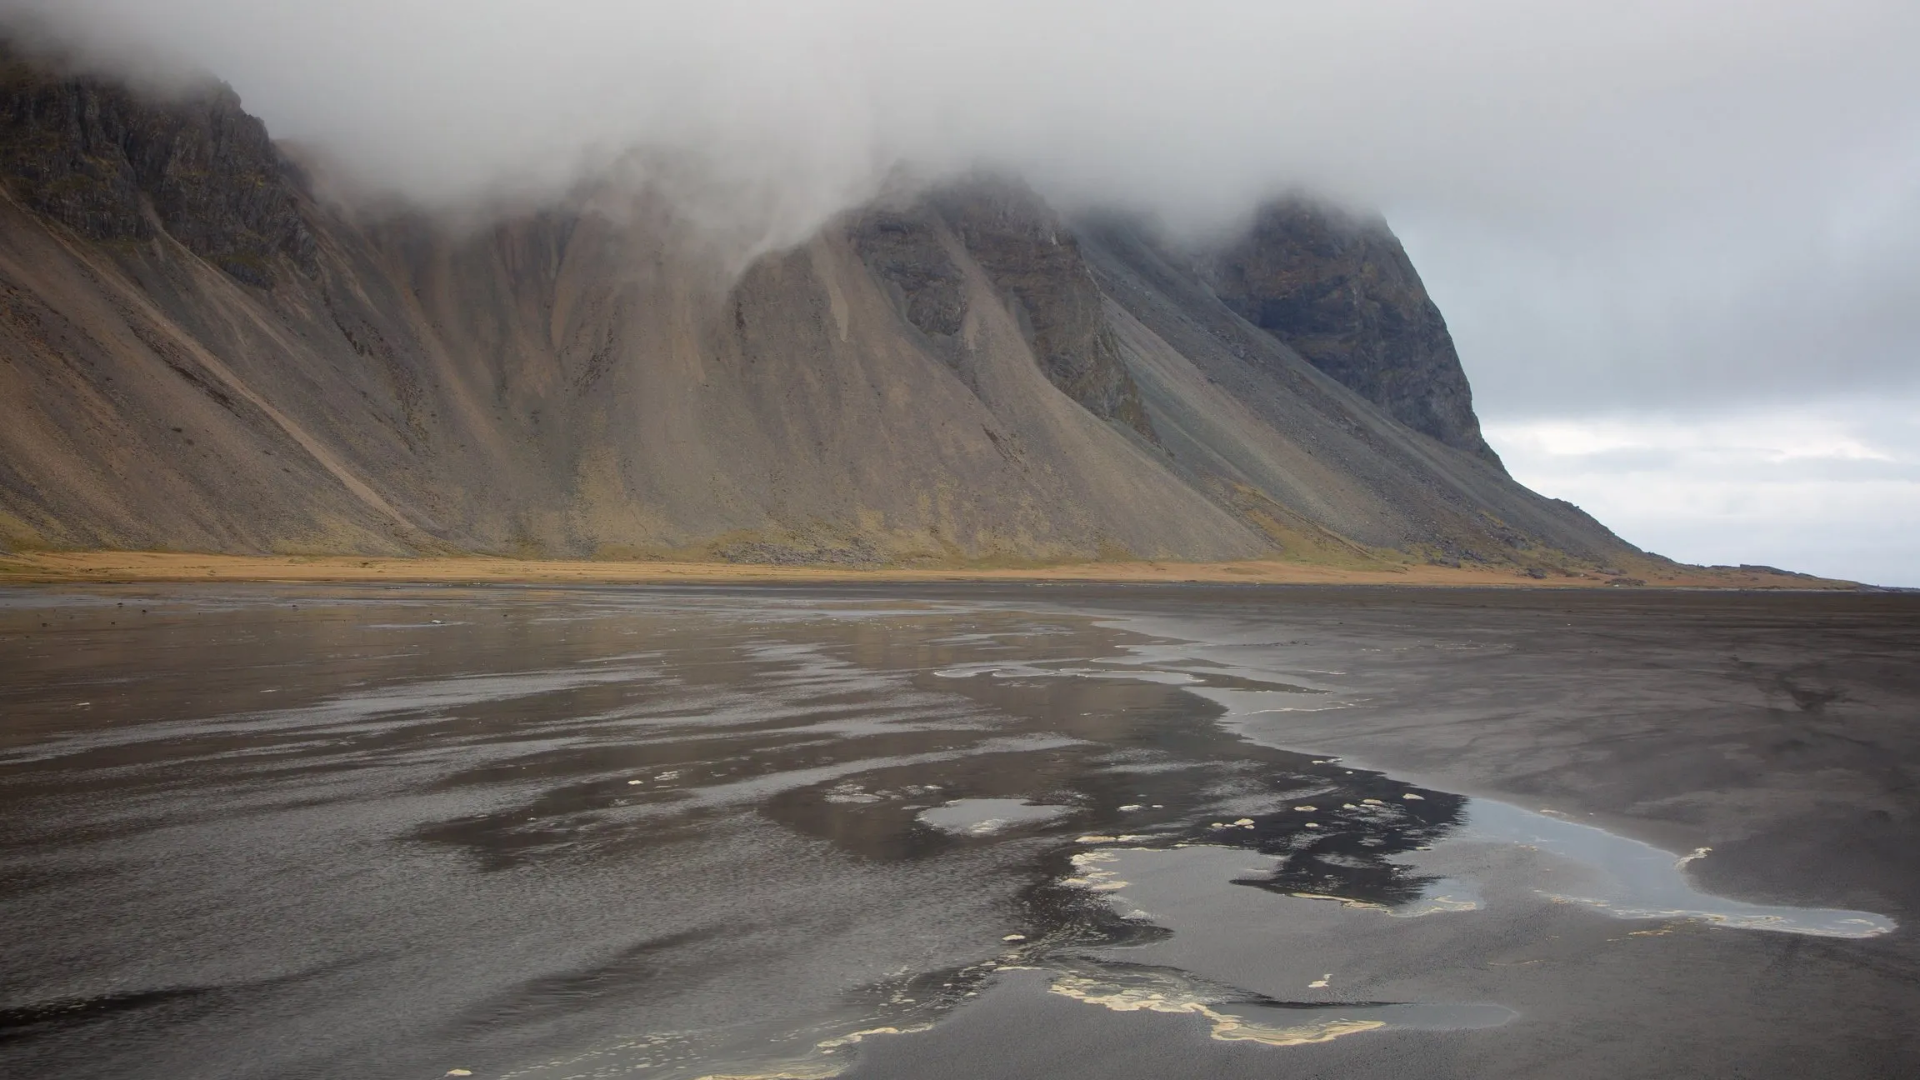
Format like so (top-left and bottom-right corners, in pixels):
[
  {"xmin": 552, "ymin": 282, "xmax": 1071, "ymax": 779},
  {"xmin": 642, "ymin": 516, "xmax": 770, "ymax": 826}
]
[
  {"xmin": 0, "ymin": 586, "xmax": 1904, "ymax": 1080},
  {"xmin": 916, "ymin": 798, "xmax": 1078, "ymax": 836},
  {"xmin": 1461, "ymin": 799, "xmax": 1893, "ymax": 937}
]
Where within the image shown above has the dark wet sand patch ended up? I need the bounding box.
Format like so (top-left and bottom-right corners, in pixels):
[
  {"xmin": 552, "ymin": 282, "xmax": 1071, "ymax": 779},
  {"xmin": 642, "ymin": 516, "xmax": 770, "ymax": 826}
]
[{"xmin": 0, "ymin": 584, "xmax": 1915, "ymax": 1079}]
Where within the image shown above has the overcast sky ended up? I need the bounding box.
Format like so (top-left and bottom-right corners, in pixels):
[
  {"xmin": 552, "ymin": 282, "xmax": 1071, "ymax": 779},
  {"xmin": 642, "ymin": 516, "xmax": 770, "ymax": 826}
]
[{"xmin": 10, "ymin": 0, "xmax": 1919, "ymax": 583}]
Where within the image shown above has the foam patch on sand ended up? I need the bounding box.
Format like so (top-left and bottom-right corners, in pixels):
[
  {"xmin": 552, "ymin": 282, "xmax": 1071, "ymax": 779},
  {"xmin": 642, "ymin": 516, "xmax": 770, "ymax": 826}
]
[
  {"xmin": 1046, "ymin": 965, "xmax": 1514, "ymax": 1047},
  {"xmin": 1060, "ymin": 849, "xmax": 1132, "ymax": 892},
  {"xmin": 1050, "ymin": 971, "xmax": 1384, "ymax": 1045}
]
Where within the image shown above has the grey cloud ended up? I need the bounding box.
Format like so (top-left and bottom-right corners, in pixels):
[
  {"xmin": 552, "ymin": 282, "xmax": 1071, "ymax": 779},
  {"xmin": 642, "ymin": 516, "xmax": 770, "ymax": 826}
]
[
  {"xmin": 6, "ymin": 0, "xmax": 1918, "ymax": 418},
  {"xmin": 1406, "ymin": 168, "xmax": 1920, "ymax": 415}
]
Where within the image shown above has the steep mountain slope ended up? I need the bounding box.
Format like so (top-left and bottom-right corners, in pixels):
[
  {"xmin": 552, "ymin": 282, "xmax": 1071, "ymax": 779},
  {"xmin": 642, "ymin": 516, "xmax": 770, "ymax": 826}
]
[
  {"xmin": 0, "ymin": 49, "xmax": 1637, "ymax": 571},
  {"xmin": 1198, "ymin": 198, "xmax": 1502, "ymax": 466}
]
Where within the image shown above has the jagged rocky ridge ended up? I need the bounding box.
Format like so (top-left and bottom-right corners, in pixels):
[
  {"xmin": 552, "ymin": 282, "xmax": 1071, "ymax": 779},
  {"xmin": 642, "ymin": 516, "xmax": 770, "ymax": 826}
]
[
  {"xmin": 1200, "ymin": 198, "xmax": 1502, "ymax": 466},
  {"xmin": 0, "ymin": 48, "xmax": 1639, "ymax": 572}
]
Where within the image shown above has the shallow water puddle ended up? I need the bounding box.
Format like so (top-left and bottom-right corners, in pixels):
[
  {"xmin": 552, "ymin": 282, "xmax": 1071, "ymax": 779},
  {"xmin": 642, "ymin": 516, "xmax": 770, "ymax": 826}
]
[
  {"xmin": 916, "ymin": 798, "xmax": 1077, "ymax": 836},
  {"xmin": 1033, "ymin": 785, "xmax": 1893, "ymax": 1052},
  {"xmin": 1014, "ymin": 631, "xmax": 1900, "ymax": 941},
  {"xmin": 1035, "ymin": 843, "xmax": 1517, "ymax": 1046},
  {"xmin": 1460, "ymin": 799, "xmax": 1895, "ymax": 937}
]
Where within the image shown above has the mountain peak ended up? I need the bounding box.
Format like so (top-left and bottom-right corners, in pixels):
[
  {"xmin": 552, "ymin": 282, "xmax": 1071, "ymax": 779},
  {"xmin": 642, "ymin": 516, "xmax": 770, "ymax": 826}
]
[
  {"xmin": 1200, "ymin": 196, "xmax": 1503, "ymax": 468},
  {"xmin": 0, "ymin": 44, "xmax": 314, "ymax": 287}
]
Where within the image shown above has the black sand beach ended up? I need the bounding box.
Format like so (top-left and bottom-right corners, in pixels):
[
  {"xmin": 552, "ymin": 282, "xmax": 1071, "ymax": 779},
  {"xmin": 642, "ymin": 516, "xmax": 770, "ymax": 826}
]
[{"xmin": 2, "ymin": 585, "xmax": 1916, "ymax": 1079}]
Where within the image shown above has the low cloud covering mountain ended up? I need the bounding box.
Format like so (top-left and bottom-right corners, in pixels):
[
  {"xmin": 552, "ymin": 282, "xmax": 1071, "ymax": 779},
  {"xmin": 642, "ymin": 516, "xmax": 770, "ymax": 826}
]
[{"xmin": 0, "ymin": 49, "xmax": 1637, "ymax": 573}]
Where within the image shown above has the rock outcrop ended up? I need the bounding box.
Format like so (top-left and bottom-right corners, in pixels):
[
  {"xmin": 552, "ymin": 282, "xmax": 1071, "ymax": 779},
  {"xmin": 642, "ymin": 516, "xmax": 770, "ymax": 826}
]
[
  {"xmin": 851, "ymin": 179, "xmax": 1158, "ymax": 442},
  {"xmin": 1200, "ymin": 197, "xmax": 1501, "ymax": 467},
  {"xmin": 930, "ymin": 180, "xmax": 1156, "ymax": 441},
  {"xmin": 0, "ymin": 46, "xmax": 1637, "ymax": 573},
  {"xmin": 0, "ymin": 47, "xmax": 314, "ymax": 286}
]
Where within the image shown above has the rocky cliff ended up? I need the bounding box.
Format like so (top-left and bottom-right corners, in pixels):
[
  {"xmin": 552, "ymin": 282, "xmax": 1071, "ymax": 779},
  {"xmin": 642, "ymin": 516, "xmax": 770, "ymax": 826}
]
[
  {"xmin": 0, "ymin": 48, "xmax": 1636, "ymax": 573},
  {"xmin": 0, "ymin": 47, "xmax": 314, "ymax": 286},
  {"xmin": 1200, "ymin": 197, "xmax": 1502, "ymax": 466},
  {"xmin": 849, "ymin": 180, "xmax": 1155, "ymax": 442}
]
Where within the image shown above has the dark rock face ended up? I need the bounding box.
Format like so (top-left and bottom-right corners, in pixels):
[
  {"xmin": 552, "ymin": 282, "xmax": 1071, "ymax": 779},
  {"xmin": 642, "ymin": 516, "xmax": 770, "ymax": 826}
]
[
  {"xmin": 0, "ymin": 49, "xmax": 313, "ymax": 286},
  {"xmin": 1202, "ymin": 198, "xmax": 1502, "ymax": 467},
  {"xmin": 849, "ymin": 208, "xmax": 967, "ymax": 339},
  {"xmin": 931, "ymin": 179, "xmax": 1156, "ymax": 441}
]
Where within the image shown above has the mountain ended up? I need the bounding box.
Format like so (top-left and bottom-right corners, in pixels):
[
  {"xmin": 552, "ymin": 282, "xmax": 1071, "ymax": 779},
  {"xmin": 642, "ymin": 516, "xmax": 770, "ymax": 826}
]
[
  {"xmin": 1197, "ymin": 198, "xmax": 1501, "ymax": 466},
  {"xmin": 0, "ymin": 46, "xmax": 1641, "ymax": 574}
]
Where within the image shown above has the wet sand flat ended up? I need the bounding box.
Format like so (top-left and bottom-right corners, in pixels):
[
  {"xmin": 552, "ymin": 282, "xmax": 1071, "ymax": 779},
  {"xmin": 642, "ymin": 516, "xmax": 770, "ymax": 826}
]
[{"xmin": 1, "ymin": 584, "xmax": 1916, "ymax": 1079}]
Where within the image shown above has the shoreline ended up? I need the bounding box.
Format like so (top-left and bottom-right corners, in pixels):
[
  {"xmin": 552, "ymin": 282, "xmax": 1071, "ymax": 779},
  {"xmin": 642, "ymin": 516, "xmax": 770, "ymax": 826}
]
[{"xmin": 0, "ymin": 551, "xmax": 1861, "ymax": 589}]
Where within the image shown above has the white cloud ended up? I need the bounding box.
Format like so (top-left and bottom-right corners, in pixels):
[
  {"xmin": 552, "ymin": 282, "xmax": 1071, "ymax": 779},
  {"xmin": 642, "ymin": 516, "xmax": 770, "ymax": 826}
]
[
  {"xmin": 1487, "ymin": 400, "xmax": 1920, "ymax": 586},
  {"xmin": 1497, "ymin": 414, "xmax": 1898, "ymax": 464}
]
